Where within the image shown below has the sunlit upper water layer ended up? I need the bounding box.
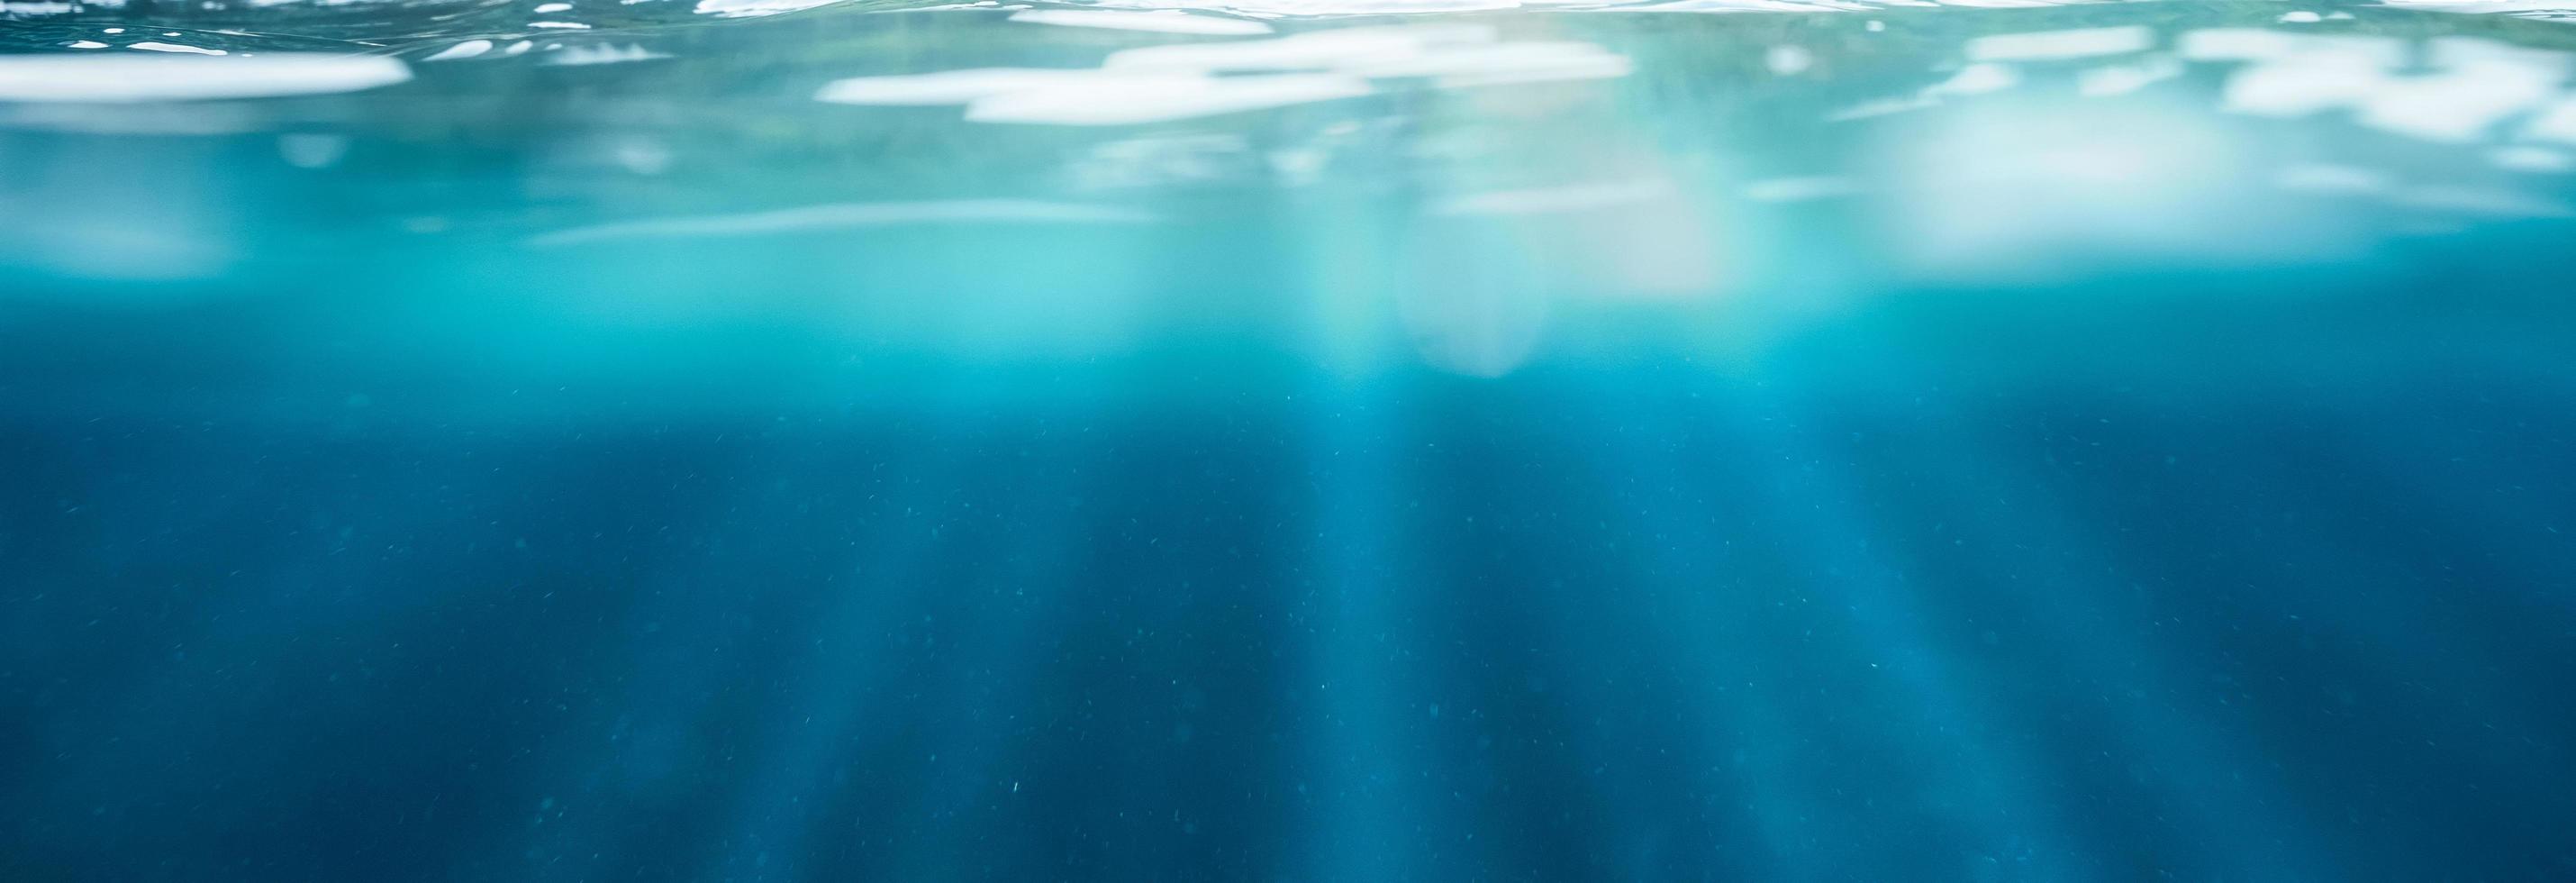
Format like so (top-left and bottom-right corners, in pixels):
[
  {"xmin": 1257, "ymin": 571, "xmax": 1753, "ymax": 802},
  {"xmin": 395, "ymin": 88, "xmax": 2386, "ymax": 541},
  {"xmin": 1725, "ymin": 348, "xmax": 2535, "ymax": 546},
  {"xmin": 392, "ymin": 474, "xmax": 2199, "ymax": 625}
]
[{"xmin": 4, "ymin": 0, "xmax": 2574, "ymax": 880}]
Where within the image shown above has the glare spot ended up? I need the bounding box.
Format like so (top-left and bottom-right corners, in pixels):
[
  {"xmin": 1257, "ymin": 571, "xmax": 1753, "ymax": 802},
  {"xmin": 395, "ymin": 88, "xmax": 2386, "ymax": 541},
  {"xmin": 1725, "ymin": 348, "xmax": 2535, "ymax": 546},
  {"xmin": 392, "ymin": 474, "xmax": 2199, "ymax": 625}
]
[
  {"xmin": 277, "ymin": 132, "xmax": 350, "ymax": 168},
  {"xmin": 1765, "ymin": 45, "xmax": 1813, "ymax": 75},
  {"xmin": 128, "ymin": 41, "xmax": 226, "ymax": 56},
  {"xmin": 422, "ymin": 40, "xmax": 494, "ymax": 62}
]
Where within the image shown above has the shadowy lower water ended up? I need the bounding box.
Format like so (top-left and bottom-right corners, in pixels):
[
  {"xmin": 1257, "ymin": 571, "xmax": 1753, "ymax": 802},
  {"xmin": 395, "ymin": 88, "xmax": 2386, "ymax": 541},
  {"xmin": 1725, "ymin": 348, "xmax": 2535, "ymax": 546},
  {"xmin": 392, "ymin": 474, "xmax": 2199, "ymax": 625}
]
[{"xmin": 5, "ymin": 0, "xmax": 2576, "ymax": 879}]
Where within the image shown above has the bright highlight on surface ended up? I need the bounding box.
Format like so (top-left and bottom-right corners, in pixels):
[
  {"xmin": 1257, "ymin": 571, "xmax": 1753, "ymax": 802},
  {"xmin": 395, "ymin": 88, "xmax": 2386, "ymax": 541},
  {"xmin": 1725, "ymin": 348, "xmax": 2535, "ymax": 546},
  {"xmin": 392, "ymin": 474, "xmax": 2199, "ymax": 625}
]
[
  {"xmin": 815, "ymin": 24, "xmax": 1628, "ymax": 125},
  {"xmin": 0, "ymin": 54, "xmax": 412, "ymax": 103},
  {"xmin": 1008, "ymin": 9, "xmax": 1274, "ymax": 34}
]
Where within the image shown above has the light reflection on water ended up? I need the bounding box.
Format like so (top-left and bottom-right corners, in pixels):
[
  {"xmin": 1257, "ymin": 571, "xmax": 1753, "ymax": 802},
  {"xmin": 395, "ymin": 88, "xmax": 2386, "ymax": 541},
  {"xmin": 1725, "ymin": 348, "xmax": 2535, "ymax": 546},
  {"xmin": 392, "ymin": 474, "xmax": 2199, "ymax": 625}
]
[
  {"xmin": 10, "ymin": 2, "xmax": 2576, "ymax": 368},
  {"xmin": 4, "ymin": 1, "xmax": 2576, "ymax": 881}
]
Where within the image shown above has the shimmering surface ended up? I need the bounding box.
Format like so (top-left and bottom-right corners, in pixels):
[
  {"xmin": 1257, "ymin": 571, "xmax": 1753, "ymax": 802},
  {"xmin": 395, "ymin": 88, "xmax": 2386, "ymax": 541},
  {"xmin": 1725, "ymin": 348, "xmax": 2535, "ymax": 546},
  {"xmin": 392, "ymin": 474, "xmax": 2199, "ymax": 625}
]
[{"xmin": 5, "ymin": 0, "xmax": 2575, "ymax": 879}]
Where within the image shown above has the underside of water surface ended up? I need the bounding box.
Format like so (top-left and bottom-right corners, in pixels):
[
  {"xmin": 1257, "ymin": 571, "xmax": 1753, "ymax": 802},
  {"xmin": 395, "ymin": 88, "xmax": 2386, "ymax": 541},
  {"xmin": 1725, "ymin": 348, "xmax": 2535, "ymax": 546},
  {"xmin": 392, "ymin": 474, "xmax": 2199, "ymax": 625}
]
[{"xmin": 4, "ymin": 0, "xmax": 2575, "ymax": 879}]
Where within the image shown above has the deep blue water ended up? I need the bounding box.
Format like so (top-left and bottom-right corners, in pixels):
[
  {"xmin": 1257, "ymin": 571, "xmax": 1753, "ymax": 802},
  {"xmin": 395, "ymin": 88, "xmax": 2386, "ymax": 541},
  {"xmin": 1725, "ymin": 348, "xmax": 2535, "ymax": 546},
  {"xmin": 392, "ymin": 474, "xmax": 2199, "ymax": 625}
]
[{"xmin": 5, "ymin": 1, "xmax": 2576, "ymax": 879}]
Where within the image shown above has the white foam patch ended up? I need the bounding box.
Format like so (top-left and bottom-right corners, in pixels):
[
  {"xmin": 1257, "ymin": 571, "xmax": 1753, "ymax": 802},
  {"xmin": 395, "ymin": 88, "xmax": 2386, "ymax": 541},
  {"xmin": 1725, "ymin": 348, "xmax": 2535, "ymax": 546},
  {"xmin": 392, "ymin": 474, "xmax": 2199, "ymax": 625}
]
[{"xmin": 0, "ymin": 54, "xmax": 412, "ymax": 103}]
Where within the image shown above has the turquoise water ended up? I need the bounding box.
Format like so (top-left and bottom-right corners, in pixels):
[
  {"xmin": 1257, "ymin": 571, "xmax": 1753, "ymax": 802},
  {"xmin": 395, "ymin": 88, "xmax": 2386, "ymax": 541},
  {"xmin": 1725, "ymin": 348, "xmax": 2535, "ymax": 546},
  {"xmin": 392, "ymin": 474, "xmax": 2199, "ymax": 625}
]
[{"xmin": 6, "ymin": 0, "xmax": 2576, "ymax": 879}]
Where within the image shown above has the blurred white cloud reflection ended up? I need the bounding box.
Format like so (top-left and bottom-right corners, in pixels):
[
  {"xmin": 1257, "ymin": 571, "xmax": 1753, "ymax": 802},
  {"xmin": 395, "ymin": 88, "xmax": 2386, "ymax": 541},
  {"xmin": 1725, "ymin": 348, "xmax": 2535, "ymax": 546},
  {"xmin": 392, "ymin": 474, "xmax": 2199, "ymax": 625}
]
[
  {"xmin": 1824, "ymin": 23, "xmax": 2576, "ymax": 282},
  {"xmin": 2189, "ymin": 31, "xmax": 2571, "ymax": 142},
  {"xmin": 1882, "ymin": 99, "xmax": 2269, "ymax": 277}
]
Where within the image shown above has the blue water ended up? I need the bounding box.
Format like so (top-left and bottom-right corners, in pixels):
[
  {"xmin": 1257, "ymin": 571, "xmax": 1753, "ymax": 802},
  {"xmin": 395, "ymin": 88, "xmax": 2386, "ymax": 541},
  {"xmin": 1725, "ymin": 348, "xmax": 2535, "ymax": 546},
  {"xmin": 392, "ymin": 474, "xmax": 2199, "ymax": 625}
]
[{"xmin": 5, "ymin": 1, "xmax": 2576, "ymax": 879}]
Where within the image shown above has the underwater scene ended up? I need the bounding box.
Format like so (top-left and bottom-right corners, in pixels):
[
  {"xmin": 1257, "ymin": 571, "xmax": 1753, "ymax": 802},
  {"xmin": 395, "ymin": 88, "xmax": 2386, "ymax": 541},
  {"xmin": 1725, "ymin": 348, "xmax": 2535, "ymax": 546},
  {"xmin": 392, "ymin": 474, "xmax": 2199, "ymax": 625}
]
[{"xmin": 5, "ymin": 0, "xmax": 2576, "ymax": 879}]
